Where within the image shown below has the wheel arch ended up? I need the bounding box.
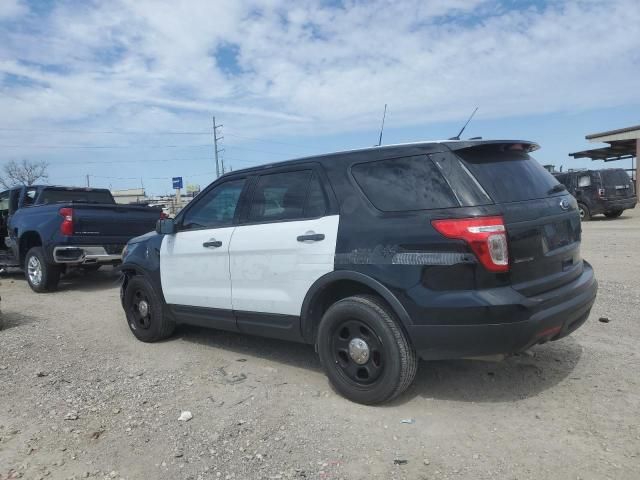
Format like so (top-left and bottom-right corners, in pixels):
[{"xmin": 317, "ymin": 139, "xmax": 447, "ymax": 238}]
[
  {"xmin": 300, "ymin": 270, "xmax": 412, "ymax": 344},
  {"xmin": 19, "ymin": 231, "xmax": 43, "ymax": 264}
]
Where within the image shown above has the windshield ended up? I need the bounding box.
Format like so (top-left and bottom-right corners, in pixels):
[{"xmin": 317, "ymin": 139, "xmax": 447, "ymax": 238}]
[
  {"xmin": 456, "ymin": 145, "xmax": 559, "ymax": 203},
  {"xmin": 39, "ymin": 189, "xmax": 115, "ymax": 204}
]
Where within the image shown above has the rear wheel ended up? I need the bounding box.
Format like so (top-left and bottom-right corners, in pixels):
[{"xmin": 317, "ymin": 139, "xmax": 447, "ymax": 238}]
[
  {"xmin": 317, "ymin": 295, "xmax": 417, "ymax": 405},
  {"xmin": 604, "ymin": 209, "xmax": 623, "ymax": 218},
  {"xmin": 123, "ymin": 275, "xmax": 175, "ymax": 342},
  {"xmin": 578, "ymin": 203, "xmax": 591, "ymax": 221},
  {"xmin": 25, "ymin": 247, "xmax": 61, "ymax": 293}
]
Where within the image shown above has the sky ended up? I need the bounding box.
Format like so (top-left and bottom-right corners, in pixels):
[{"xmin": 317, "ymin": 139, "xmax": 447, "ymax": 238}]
[{"xmin": 0, "ymin": 0, "xmax": 639, "ymax": 196}]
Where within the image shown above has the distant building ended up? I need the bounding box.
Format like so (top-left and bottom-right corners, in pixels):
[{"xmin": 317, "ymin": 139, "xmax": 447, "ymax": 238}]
[{"xmin": 112, "ymin": 188, "xmax": 147, "ymax": 204}]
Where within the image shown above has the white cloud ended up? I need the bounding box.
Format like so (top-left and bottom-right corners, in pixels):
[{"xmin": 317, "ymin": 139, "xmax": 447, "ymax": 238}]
[
  {"xmin": 0, "ymin": 0, "xmax": 639, "ymax": 141},
  {"xmin": 0, "ymin": 0, "xmax": 27, "ymax": 20}
]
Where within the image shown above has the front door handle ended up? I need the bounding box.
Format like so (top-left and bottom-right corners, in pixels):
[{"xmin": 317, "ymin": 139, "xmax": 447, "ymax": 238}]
[
  {"xmin": 297, "ymin": 233, "xmax": 325, "ymax": 242},
  {"xmin": 203, "ymin": 239, "xmax": 222, "ymax": 248}
]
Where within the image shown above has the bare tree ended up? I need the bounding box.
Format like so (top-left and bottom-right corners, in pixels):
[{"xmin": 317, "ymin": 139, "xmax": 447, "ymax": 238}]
[{"xmin": 0, "ymin": 160, "xmax": 49, "ymax": 189}]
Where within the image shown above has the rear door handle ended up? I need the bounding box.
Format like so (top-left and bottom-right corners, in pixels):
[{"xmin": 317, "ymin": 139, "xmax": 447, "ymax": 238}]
[
  {"xmin": 297, "ymin": 233, "xmax": 325, "ymax": 242},
  {"xmin": 203, "ymin": 239, "xmax": 222, "ymax": 248}
]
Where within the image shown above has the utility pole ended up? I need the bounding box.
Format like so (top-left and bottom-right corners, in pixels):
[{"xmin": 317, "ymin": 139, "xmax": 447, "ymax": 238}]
[
  {"xmin": 86, "ymin": 174, "xmax": 90, "ymax": 187},
  {"xmin": 213, "ymin": 116, "xmax": 224, "ymax": 178}
]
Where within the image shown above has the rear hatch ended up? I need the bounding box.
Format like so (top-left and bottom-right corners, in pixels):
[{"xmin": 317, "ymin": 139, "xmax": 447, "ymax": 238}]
[
  {"xmin": 454, "ymin": 143, "xmax": 582, "ymax": 297},
  {"xmin": 599, "ymin": 169, "xmax": 635, "ymax": 199},
  {"xmin": 72, "ymin": 204, "xmax": 161, "ymax": 238}
]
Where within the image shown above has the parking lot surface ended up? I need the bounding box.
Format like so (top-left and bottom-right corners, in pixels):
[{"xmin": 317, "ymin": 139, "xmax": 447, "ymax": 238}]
[{"xmin": 1, "ymin": 209, "xmax": 639, "ymax": 480}]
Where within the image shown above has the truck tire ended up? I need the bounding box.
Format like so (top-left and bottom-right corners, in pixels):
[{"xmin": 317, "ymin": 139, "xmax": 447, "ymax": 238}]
[
  {"xmin": 123, "ymin": 275, "xmax": 175, "ymax": 342},
  {"xmin": 317, "ymin": 294, "xmax": 418, "ymax": 405},
  {"xmin": 604, "ymin": 209, "xmax": 623, "ymax": 218},
  {"xmin": 25, "ymin": 247, "xmax": 61, "ymax": 293},
  {"xmin": 578, "ymin": 203, "xmax": 591, "ymax": 221}
]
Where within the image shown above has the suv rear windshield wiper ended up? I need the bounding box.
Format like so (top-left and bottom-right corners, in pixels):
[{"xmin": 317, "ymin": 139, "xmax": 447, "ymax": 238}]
[{"xmin": 547, "ymin": 184, "xmax": 566, "ymax": 195}]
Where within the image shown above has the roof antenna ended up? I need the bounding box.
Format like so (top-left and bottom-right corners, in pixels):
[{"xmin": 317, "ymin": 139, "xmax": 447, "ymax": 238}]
[
  {"xmin": 449, "ymin": 106, "xmax": 478, "ymax": 140},
  {"xmin": 377, "ymin": 104, "xmax": 387, "ymax": 146}
]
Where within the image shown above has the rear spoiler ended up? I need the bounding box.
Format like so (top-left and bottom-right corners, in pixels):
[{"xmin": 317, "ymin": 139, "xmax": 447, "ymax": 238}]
[{"xmin": 447, "ymin": 140, "xmax": 540, "ymax": 153}]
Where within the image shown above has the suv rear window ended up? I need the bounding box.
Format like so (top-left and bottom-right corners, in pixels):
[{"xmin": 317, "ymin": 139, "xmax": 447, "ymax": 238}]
[
  {"xmin": 351, "ymin": 155, "xmax": 459, "ymax": 211},
  {"xmin": 600, "ymin": 169, "xmax": 632, "ymax": 187},
  {"xmin": 456, "ymin": 146, "xmax": 559, "ymax": 203}
]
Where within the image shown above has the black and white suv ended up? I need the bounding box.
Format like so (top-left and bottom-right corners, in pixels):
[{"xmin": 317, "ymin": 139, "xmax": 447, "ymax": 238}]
[{"xmin": 120, "ymin": 140, "xmax": 597, "ymax": 404}]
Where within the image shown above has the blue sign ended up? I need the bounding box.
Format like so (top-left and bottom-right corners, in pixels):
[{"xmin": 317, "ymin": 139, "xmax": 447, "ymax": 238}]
[{"xmin": 172, "ymin": 177, "xmax": 183, "ymax": 189}]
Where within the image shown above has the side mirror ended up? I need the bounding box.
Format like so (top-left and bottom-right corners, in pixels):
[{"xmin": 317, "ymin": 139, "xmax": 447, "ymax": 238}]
[{"xmin": 156, "ymin": 218, "xmax": 176, "ymax": 234}]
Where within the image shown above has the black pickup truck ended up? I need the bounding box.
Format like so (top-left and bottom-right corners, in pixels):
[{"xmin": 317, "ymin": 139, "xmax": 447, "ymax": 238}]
[{"xmin": 0, "ymin": 185, "xmax": 162, "ymax": 292}]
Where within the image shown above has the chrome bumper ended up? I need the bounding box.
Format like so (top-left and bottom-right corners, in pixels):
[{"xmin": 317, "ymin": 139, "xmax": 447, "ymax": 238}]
[{"xmin": 53, "ymin": 246, "xmax": 122, "ymax": 264}]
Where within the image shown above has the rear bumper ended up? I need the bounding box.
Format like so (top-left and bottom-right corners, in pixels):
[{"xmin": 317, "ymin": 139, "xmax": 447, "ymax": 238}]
[
  {"xmin": 603, "ymin": 196, "xmax": 637, "ymax": 212},
  {"xmin": 52, "ymin": 245, "xmax": 123, "ymax": 264},
  {"xmin": 407, "ymin": 262, "xmax": 597, "ymax": 360}
]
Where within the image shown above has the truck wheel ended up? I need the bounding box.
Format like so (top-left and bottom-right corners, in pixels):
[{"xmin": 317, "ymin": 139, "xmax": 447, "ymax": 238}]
[
  {"xmin": 578, "ymin": 203, "xmax": 591, "ymax": 221},
  {"xmin": 25, "ymin": 247, "xmax": 61, "ymax": 293},
  {"xmin": 123, "ymin": 275, "xmax": 175, "ymax": 342},
  {"xmin": 604, "ymin": 209, "xmax": 623, "ymax": 218},
  {"xmin": 317, "ymin": 295, "xmax": 417, "ymax": 405}
]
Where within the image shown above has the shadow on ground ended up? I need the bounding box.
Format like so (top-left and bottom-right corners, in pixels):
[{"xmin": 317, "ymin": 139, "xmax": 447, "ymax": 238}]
[
  {"xmin": 587, "ymin": 215, "xmax": 633, "ymax": 222},
  {"xmin": 176, "ymin": 323, "xmax": 583, "ymax": 405},
  {"xmin": 57, "ymin": 267, "xmax": 122, "ymax": 292},
  {"xmin": 0, "ymin": 311, "xmax": 38, "ymax": 330},
  {"xmin": 1, "ymin": 266, "xmax": 120, "ymax": 293}
]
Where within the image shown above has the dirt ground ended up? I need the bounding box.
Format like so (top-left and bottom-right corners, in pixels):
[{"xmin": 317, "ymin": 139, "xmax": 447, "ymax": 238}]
[{"xmin": 1, "ymin": 209, "xmax": 639, "ymax": 480}]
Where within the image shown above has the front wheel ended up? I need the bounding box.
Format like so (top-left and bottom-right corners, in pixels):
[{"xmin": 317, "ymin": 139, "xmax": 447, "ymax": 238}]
[
  {"xmin": 317, "ymin": 295, "xmax": 417, "ymax": 404},
  {"xmin": 123, "ymin": 275, "xmax": 175, "ymax": 342},
  {"xmin": 604, "ymin": 209, "xmax": 623, "ymax": 218},
  {"xmin": 25, "ymin": 247, "xmax": 61, "ymax": 293}
]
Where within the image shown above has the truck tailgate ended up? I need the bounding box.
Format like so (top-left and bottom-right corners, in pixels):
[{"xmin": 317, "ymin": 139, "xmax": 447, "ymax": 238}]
[{"xmin": 72, "ymin": 204, "xmax": 160, "ymax": 238}]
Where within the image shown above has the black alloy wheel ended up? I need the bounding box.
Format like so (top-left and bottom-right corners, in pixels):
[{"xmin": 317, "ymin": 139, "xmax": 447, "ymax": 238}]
[{"xmin": 331, "ymin": 318, "xmax": 384, "ymax": 385}]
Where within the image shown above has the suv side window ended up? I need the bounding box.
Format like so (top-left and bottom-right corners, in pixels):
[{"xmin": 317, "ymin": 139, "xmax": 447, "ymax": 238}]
[
  {"xmin": 577, "ymin": 174, "xmax": 591, "ymax": 188},
  {"xmin": 304, "ymin": 173, "xmax": 328, "ymax": 217},
  {"xmin": 351, "ymin": 155, "xmax": 459, "ymax": 212},
  {"xmin": 181, "ymin": 178, "xmax": 245, "ymax": 230},
  {"xmin": 248, "ymin": 170, "xmax": 320, "ymax": 222}
]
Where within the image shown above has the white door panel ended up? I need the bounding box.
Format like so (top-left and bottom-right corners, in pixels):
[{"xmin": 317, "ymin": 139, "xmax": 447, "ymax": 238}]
[
  {"xmin": 160, "ymin": 227, "xmax": 235, "ymax": 309},
  {"xmin": 229, "ymin": 215, "xmax": 339, "ymax": 315}
]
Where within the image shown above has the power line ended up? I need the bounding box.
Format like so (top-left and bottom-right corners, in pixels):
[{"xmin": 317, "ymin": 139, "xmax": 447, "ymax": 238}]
[
  {"xmin": 0, "ymin": 143, "xmax": 213, "ymax": 149},
  {"xmin": 0, "ymin": 127, "xmax": 211, "ymax": 135}
]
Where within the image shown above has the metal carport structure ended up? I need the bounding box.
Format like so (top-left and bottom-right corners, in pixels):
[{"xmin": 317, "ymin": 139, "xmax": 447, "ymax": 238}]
[{"xmin": 569, "ymin": 125, "xmax": 639, "ymax": 193}]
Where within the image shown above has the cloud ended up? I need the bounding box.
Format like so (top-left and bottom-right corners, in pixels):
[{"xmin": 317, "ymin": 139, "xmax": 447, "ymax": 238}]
[
  {"xmin": 0, "ymin": 0, "xmax": 639, "ymax": 142},
  {"xmin": 0, "ymin": 0, "xmax": 27, "ymax": 20}
]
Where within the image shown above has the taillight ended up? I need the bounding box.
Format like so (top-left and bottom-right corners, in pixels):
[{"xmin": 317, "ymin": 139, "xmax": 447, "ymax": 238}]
[
  {"xmin": 160, "ymin": 211, "xmax": 169, "ymax": 220},
  {"xmin": 59, "ymin": 207, "xmax": 74, "ymax": 236},
  {"xmin": 432, "ymin": 216, "xmax": 509, "ymax": 272}
]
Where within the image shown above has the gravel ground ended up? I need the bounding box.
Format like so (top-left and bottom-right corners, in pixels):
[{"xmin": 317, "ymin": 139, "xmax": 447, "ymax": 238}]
[{"xmin": 1, "ymin": 209, "xmax": 639, "ymax": 480}]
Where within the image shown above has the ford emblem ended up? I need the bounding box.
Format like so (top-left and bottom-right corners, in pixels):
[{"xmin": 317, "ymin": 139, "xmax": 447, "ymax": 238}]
[{"xmin": 560, "ymin": 199, "xmax": 570, "ymax": 211}]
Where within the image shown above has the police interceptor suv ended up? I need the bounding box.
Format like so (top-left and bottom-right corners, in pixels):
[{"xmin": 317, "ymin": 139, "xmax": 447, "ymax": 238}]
[{"xmin": 120, "ymin": 140, "xmax": 597, "ymax": 404}]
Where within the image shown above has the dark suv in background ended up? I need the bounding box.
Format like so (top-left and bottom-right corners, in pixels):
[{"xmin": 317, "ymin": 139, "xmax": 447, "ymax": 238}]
[
  {"xmin": 120, "ymin": 140, "xmax": 597, "ymax": 404},
  {"xmin": 553, "ymin": 169, "xmax": 637, "ymax": 220}
]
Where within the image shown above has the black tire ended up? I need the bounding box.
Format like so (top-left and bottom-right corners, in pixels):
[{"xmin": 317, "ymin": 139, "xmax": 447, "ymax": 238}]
[
  {"xmin": 578, "ymin": 203, "xmax": 591, "ymax": 221},
  {"xmin": 604, "ymin": 209, "xmax": 623, "ymax": 218},
  {"xmin": 123, "ymin": 275, "xmax": 175, "ymax": 342},
  {"xmin": 25, "ymin": 247, "xmax": 61, "ymax": 293},
  {"xmin": 317, "ymin": 295, "xmax": 418, "ymax": 405}
]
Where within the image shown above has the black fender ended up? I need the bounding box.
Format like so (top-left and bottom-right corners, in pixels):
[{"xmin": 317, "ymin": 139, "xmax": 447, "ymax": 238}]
[{"xmin": 300, "ymin": 270, "xmax": 412, "ymax": 343}]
